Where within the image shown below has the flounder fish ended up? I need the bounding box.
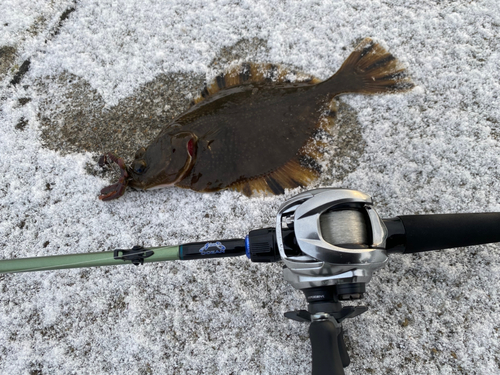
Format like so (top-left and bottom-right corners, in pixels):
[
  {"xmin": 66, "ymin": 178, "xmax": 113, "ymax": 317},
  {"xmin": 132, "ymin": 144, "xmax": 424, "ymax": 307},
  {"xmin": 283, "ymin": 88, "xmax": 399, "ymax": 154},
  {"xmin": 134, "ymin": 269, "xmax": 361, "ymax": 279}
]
[{"xmin": 99, "ymin": 38, "xmax": 413, "ymax": 200}]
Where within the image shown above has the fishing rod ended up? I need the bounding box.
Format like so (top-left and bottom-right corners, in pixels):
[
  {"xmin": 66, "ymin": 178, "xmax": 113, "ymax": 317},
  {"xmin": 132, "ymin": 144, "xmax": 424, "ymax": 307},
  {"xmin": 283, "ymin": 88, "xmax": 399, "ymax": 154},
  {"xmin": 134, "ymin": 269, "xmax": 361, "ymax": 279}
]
[{"xmin": 1, "ymin": 188, "xmax": 500, "ymax": 375}]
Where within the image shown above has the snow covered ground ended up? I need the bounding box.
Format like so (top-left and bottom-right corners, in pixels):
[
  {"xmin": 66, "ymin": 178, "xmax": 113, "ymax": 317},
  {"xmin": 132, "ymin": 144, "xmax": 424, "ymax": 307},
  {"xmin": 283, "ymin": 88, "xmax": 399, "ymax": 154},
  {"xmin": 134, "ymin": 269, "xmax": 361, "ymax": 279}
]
[{"xmin": 1, "ymin": 0, "xmax": 500, "ymax": 374}]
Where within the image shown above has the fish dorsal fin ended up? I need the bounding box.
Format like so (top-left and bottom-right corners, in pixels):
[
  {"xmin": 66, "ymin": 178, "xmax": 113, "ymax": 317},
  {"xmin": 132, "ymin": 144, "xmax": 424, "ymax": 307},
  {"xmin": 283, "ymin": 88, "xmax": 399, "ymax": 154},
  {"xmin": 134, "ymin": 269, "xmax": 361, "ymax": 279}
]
[{"xmin": 190, "ymin": 62, "xmax": 322, "ymax": 106}]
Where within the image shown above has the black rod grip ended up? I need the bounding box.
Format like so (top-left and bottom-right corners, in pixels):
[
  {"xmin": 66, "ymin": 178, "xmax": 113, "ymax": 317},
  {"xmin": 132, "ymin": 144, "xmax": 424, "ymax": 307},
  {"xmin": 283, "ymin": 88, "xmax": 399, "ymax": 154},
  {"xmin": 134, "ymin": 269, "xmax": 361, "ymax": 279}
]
[
  {"xmin": 398, "ymin": 213, "xmax": 500, "ymax": 254},
  {"xmin": 309, "ymin": 320, "xmax": 345, "ymax": 375}
]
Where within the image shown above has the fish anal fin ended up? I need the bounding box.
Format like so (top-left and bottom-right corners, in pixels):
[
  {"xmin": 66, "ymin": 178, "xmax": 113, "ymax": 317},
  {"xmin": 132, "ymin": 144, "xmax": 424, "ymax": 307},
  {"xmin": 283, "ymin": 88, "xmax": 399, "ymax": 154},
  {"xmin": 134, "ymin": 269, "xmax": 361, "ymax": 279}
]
[
  {"xmin": 300, "ymin": 135, "xmax": 330, "ymax": 162},
  {"xmin": 230, "ymin": 158, "xmax": 318, "ymax": 196},
  {"xmin": 316, "ymin": 99, "xmax": 338, "ymax": 134}
]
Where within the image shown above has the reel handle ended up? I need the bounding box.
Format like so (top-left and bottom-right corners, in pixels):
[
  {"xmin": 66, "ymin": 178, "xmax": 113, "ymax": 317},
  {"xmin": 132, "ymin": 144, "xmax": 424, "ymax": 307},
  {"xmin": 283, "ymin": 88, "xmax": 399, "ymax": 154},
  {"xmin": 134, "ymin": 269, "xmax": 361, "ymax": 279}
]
[
  {"xmin": 309, "ymin": 321, "xmax": 349, "ymax": 375},
  {"xmin": 393, "ymin": 213, "xmax": 500, "ymax": 254}
]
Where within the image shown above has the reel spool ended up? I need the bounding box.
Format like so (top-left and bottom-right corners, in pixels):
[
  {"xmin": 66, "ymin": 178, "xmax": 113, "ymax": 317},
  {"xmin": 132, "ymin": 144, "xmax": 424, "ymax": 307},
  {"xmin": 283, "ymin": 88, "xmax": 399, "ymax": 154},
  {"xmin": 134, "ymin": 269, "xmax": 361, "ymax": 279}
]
[{"xmin": 320, "ymin": 209, "xmax": 369, "ymax": 248}]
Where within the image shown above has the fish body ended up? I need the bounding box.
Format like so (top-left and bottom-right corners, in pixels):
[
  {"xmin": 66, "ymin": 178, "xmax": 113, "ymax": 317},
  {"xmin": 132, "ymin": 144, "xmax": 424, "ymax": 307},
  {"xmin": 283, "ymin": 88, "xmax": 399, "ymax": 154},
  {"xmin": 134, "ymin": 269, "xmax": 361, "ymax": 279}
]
[
  {"xmin": 99, "ymin": 38, "xmax": 413, "ymax": 200},
  {"xmin": 133, "ymin": 82, "xmax": 325, "ymax": 193}
]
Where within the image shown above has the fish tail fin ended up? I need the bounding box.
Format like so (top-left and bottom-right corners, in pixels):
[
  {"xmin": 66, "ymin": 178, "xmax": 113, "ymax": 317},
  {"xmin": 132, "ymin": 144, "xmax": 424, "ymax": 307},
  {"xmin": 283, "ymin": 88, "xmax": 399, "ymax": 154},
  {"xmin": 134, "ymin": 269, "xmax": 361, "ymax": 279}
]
[{"xmin": 324, "ymin": 38, "xmax": 414, "ymax": 95}]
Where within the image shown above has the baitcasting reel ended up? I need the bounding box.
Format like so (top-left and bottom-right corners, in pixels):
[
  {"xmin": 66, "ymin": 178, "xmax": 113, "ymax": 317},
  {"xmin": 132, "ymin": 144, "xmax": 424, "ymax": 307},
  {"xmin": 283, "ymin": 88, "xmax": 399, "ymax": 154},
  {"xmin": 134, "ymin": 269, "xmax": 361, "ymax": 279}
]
[
  {"xmin": 2, "ymin": 188, "xmax": 500, "ymax": 375},
  {"xmin": 245, "ymin": 188, "xmax": 500, "ymax": 375},
  {"xmin": 245, "ymin": 189, "xmax": 388, "ymax": 375},
  {"xmin": 277, "ymin": 189, "xmax": 386, "ymax": 375}
]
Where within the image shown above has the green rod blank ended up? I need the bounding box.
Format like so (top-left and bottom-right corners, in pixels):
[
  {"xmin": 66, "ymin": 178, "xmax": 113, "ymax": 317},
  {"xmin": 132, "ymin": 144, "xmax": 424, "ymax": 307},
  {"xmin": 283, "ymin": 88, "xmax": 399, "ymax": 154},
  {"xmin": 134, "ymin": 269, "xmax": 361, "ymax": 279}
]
[{"xmin": 0, "ymin": 246, "xmax": 180, "ymax": 274}]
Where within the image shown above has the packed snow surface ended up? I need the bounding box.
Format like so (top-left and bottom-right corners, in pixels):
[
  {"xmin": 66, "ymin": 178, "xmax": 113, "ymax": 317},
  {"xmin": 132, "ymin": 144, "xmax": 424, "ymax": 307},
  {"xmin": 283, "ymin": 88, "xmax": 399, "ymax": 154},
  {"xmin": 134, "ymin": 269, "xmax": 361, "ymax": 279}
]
[{"xmin": 1, "ymin": 0, "xmax": 500, "ymax": 374}]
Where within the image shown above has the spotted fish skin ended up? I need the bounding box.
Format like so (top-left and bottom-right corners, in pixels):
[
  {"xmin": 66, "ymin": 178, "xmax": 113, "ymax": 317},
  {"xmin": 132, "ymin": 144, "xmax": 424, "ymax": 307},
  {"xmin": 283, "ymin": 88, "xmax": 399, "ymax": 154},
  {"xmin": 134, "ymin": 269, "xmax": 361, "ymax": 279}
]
[{"xmin": 100, "ymin": 38, "xmax": 413, "ymax": 200}]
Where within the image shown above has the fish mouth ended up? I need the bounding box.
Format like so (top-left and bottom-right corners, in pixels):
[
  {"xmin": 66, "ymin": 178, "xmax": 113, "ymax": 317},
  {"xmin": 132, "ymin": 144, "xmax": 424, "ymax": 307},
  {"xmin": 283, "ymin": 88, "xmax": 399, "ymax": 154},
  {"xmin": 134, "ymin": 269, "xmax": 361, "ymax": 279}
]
[
  {"xmin": 98, "ymin": 152, "xmax": 132, "ymax": 201},
  {"xmin": 98, "ymin": 133, "xmax": 197, "ymax": 200}
]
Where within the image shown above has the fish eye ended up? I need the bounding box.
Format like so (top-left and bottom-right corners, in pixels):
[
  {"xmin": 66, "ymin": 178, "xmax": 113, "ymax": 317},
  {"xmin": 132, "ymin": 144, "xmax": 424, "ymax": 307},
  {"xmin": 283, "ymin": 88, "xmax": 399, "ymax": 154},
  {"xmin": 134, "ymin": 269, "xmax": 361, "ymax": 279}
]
[
  {"xmin": 132, "ymin": 160, "xmax": 147, "ymax": 174},
  {"xmin": 134, "ymin": 147, "xmax": 146, "ymax": 159}
]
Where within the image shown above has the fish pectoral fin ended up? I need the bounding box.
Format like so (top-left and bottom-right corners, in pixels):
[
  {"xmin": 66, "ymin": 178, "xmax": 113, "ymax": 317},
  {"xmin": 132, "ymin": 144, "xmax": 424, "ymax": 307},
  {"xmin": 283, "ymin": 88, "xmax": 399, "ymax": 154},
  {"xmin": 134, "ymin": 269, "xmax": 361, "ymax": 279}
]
[
  {"xmin": 323, "ymin": 37, "xmax": 414, "ymax": 95},
  {"xmin": 230, "ymin": 158, "xmax": 319, "ymax": 197}
]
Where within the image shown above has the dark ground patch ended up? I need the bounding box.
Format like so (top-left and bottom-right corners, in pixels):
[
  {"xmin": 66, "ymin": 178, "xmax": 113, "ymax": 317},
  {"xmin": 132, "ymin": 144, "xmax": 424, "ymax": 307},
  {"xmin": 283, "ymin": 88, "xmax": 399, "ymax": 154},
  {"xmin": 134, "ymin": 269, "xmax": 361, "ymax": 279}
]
[
  {"xmin": 15, "ymin": 117, "xmax": 28, "ymax": 131},
  {"xmin": 10, "ymin": 59, "xmax": 30, "ymax": 86},
  {"xmin": 37, "ymin": 71, "xmax": 205, "ymax": 161},
  {"xmin": 0, "ymin": 46, "xmax": 17, "ymax": 80},
  {"xmin": 326, "ymin": 100, "xmax": 366, "ymax": 183},
  {"xmin": 54, "ymin": 7, "xmax": 76, "ymax": 36},
  {"xmin": 4, "ymin": 5, "xmax": 76, "ymax": 87},
  {"xmin": 37, "ymin": 38, "xmax": 364, "ymax": 184},
  {"xmin": 209, "ymin": 38, "xmax": 270, "ymax": 69}
]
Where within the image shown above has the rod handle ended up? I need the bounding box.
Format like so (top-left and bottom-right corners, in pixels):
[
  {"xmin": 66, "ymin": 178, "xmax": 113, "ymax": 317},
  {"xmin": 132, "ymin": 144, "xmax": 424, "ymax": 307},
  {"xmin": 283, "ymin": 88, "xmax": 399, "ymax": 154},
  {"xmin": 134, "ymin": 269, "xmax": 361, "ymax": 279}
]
[
  {"xmin": 398, "ymin": 213, "xmax": 500, "ymax": 254},
  {"xmin": 309, "ymin": 321, "xmax": 347, "ymax": 375}
]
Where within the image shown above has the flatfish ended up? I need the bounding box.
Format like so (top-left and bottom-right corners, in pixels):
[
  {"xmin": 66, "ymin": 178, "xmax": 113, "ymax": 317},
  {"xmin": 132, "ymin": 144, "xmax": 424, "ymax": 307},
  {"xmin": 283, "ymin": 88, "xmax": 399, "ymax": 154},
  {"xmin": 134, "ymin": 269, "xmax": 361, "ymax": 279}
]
[{"xmin": 99, "ymin": 38, "xmax": 413, "ymax": 200}]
